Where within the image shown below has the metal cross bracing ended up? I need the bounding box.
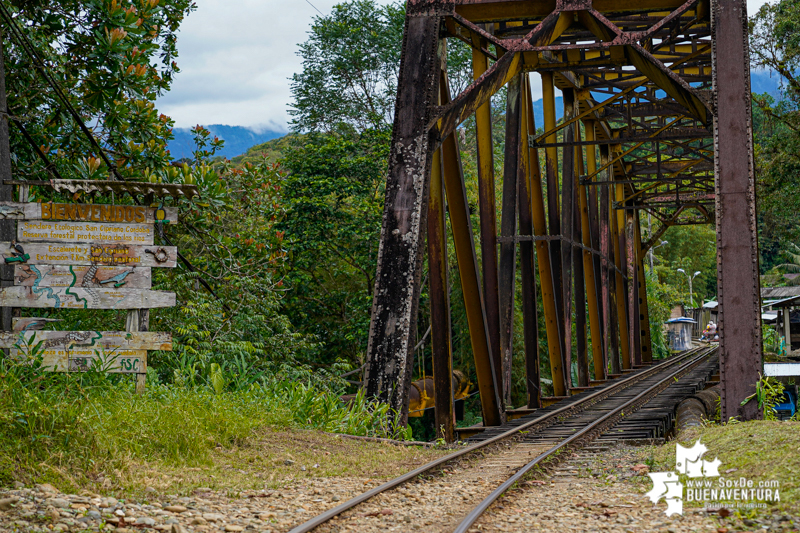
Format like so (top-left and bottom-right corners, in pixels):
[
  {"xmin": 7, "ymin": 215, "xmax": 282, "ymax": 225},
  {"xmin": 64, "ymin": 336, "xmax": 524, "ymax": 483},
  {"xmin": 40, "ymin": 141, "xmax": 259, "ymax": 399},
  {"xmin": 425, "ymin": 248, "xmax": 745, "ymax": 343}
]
[{"xmin": 364, "ymin": 0, "xmax": 763, "ymax": 442}]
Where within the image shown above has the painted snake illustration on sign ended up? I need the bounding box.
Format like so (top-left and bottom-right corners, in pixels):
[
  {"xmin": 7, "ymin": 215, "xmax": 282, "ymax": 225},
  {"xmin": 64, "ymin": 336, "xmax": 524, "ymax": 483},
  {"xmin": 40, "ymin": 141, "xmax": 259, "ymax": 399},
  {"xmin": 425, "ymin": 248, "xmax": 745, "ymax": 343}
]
[
  {"xmin": 30, "ymin": 265, "xmax": 61, "ymax": 308},
  {"xmin": 67, "ymin": 265, "xmax": 92, "ymax": 308},
  {"xmin": 41, "ymin": 331, "xmax": 100, "ymax": 349}
]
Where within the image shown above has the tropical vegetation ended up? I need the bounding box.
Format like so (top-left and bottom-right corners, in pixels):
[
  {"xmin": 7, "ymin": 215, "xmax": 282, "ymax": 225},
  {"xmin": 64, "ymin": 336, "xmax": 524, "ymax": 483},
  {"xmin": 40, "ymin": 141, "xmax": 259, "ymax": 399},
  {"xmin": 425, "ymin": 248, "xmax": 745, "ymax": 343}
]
[{"xmin": 0, "ymin": 0, "xmax": 797, "ymax": 460}]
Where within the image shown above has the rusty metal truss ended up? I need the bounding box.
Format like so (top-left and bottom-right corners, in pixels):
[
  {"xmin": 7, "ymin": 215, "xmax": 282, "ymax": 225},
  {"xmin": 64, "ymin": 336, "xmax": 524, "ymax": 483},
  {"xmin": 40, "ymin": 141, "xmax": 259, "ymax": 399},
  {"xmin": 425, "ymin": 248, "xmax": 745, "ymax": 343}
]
[{"xmin": 365, "ymin": 0, "xmax": 762, "ymax": 440}]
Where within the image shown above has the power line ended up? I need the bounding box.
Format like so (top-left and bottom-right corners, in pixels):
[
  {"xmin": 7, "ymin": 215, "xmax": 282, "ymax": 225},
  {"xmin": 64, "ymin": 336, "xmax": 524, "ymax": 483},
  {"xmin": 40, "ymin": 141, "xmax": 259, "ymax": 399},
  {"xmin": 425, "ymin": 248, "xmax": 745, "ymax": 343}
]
[
  {"xmin": 0, "ymin": 6, "xmax": 231, "ymax": 311},
  {"xmin": 0, "ymin": 2, "xmax": 123, "ymax": 180},
  {"xmin": 305, "ymin": 0, "xmax": 324, "ymax": 16}
]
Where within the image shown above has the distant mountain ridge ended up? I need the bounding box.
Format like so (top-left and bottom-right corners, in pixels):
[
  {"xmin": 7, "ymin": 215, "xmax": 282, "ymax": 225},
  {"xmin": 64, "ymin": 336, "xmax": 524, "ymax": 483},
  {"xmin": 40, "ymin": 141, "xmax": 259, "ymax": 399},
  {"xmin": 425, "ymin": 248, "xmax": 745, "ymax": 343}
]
[
  {"xmin": 532, "ymin": 96, "xmax": 564, "ymax": 128},
  {"xmin": 170, "ymin": 72, "xmax": 781, "ymax": 161},
  {"xmin": 167, "ymin": 125, "xmax": 285, "ymax": 160}
]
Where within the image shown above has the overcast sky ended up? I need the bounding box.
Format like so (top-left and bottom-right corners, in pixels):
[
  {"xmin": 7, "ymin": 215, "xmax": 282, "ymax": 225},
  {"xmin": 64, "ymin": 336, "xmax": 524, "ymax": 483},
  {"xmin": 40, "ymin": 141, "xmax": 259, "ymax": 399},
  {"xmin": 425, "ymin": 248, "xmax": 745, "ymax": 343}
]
[{"xmin": 156, "ymin": 0, "xmax": 772, "ymax": 132}]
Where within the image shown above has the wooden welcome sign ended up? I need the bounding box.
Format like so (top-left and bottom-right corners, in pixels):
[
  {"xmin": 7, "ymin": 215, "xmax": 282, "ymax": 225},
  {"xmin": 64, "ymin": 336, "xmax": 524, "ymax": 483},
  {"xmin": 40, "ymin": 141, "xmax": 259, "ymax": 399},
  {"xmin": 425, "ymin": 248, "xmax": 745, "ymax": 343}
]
[{"xmin": 0, "ymin": 193, "xmax": 183, "ymax": 389}]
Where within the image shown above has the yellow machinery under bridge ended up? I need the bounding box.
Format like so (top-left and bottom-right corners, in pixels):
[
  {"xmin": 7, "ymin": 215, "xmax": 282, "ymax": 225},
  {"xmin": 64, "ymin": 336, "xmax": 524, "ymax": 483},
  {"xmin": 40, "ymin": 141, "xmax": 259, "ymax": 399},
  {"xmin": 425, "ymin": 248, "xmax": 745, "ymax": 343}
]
[{"xmin": 363, "ymin": 0, "xmax": 763, "ymax": 441}]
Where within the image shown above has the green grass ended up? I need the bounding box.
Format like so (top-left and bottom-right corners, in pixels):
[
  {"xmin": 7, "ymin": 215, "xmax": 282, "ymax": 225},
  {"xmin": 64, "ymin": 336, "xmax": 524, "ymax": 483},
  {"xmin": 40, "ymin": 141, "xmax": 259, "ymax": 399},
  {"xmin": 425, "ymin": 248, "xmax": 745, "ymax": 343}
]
[
  {"xmin": 634, "ymin": 421, "xmax": 800, "ymax": 513},
  {"xmin": 0, "ymin": 357, "xmax": 420, "ymax": 495}
]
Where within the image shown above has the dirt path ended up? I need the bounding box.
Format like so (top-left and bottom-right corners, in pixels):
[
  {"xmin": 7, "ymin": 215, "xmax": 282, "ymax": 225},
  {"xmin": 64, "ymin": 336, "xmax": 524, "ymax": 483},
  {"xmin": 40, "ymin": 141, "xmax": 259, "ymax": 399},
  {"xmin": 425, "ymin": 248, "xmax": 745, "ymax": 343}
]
[{"xmin": 0, "ymin": 442, "xmax": 797, "ymax": 533}]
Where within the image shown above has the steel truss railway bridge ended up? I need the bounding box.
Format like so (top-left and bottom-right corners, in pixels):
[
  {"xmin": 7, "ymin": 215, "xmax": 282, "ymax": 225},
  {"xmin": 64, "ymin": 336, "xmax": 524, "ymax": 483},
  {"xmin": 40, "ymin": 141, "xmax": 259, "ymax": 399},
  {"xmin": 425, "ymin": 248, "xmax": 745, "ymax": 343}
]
[{"xmin": 363, "ymin": 0, "xmax": 762, "ymax": 441}]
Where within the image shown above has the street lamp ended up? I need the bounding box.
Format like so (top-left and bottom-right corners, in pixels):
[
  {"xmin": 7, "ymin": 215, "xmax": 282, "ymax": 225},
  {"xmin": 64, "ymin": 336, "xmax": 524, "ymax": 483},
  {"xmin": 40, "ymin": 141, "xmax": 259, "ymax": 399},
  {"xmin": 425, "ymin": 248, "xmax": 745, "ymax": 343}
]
[
  {"xmin": 649, "ymin": 240, "xmax": 668, "ymax": 274},
  {"xmin": 677, "ymin": 268, "xmax": 701, "ymax": 308}
]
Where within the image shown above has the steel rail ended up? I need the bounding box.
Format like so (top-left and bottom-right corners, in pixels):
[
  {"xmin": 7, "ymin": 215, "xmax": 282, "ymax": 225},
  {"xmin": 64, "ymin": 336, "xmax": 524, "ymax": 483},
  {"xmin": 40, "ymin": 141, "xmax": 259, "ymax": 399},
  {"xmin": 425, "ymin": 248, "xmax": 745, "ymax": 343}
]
[
  {"xmin": 287, "ymin": 347, "xmax": 709, "ymax": 533},
  {"xmin": 453, "ymin": 346, "xmax": 716, "ymax": 533}
]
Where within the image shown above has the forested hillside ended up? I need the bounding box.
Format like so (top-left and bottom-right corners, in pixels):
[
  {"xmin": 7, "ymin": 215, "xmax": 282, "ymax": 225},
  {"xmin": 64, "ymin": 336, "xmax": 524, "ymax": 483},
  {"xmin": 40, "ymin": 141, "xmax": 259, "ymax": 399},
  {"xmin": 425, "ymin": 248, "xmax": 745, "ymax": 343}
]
[{"xmin": 167, "ymin": 125, "xmax": 284, "ymax": 160}]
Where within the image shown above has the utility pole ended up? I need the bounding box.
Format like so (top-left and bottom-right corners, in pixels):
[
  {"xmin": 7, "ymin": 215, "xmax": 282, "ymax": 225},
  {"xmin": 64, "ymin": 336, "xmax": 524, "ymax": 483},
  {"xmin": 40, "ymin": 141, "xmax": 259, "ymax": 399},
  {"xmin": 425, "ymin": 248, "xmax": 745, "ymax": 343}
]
[
  {"xmin": 0, "ymin": 27, "xmax": 14, "ymax": 333},
  {"xmin": 649, "ymin": 240, "xmax": 668, "ymax": 274}
]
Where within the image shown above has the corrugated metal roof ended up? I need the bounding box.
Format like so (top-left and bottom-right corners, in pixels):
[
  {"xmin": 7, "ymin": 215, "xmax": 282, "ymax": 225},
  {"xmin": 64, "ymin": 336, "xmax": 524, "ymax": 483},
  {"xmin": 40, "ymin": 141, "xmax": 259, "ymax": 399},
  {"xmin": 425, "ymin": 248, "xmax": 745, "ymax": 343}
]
[
  {"xmin": 761, "ymin": 286, "xmax": 800, "ymax": 298},
  {"xmin": 763, "ymin": 295, "xmax": 800, "ymax": 308},
  {"xmin": 666, "ymin": 317, "xmax": 697, "ymax": 324},
  {"xmin": 762, "ymin": 312, "xmax": 778, "ymax": 322}
]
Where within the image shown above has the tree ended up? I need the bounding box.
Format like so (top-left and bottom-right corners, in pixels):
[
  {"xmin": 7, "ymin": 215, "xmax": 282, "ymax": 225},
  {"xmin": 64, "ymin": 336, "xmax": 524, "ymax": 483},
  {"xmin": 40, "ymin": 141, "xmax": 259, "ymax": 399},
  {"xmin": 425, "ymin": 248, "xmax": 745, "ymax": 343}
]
[
  {"xmin": 750, "ymin": 1, "xmax": 800, "ymax": 270},
  {"xmin": 653, "ymin": 225, "xmax": 718, "ymax": 305},
  {"xmin": 2, "ymin": 0, "xmax": 195, "ymax": 181},
  {"xmin": 763, "ymin": 242, "xmax": 800, "ymax": 286},
  {"xmin": 289, "ymin": 0, "xmax": 404, "ymax": 134},
  {"xmin": 750, "ymin": 0, "xmax": 800, "ymax": 101},
  {"xmin": 284, "ymin": 0, "xmax": 475, "ymax": 368},
  {"xmin": 1, "ymin": 1, "xmax": 325, "ymax": 389},
  {"xmin": 289, "ymin": 0, "xmax": 472, "ymax": 135},
  {"xmin": 278, "ymin": 130, "xmax": 388, "ymax": 365}
]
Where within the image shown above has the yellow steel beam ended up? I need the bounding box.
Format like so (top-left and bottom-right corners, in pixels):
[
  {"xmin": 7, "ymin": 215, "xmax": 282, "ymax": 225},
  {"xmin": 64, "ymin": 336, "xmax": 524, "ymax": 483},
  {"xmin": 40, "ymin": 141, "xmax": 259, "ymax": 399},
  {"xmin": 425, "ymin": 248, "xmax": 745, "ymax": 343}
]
[
  {"xmin": 531, "ymin": 84, "xmax": 636, "ymax": 145},
  {"xmin": 442, "ymin": 130, "xmax": 505, "ymax": 425},
  {"xmin": 532, "ymin": 66, "xmax": 710, "ymax": 79},
  {"xmin": 580, "ymin": 123, "xmax": 606, "ymax": 381},
  {"xmin": 542, "ymin": 71, "xmax": 559, "ymax": 208},
  {"xmin": 455, "ymin": 0, "xmax": 706, "ymax": 23},
  {"xmin": 522, "ymin": 75, "xmax": 566, "ymax": 398},
  {"xmin": 612, "ymin": 179, "xmax": 631, "ymax": 370},
  {"xmin": 634, "ymin": 215, "xmax": 654, "ymax": 363},
  {"xmin": 521, "ymin": 45, "xmax": 708, "ymax": 63},
  {"xmin": 577, "ymin": 9, "xmax": 617, "ymax": 42},
  {"xmin": 438, "ymin": 69, "xmax": 504, "ymax": 426},
  {"xmin": 624, "ymin": 45, "xmax": 709, "ymax": 124},
  {"xmin": 427, "ymin": 142, "xmax": 455, "ymax": 441},
  {"xmin": 625, "ymin": 209, "xmax": 642, "ymax": 366},
  {"xmin": 433, "ymin": 51, "xmax": 521, "ymax": 139},
  {"xmin": 576, "ymin": 66, "xmax": 710, "ymax": 82},
  {"xmin": 529, "ymin": 45, "xmax": 711, "ymax": 145},
  {"xmin": 540, "ymin": 71, "xmax": 568, "ymax": 397},
  {"xmin": 471, "ymin": 43, "xmax": 503, "ymax": 395},
  {"xmin": 584, "ymin": 117, "xmax": 682, "ymax": 181}
]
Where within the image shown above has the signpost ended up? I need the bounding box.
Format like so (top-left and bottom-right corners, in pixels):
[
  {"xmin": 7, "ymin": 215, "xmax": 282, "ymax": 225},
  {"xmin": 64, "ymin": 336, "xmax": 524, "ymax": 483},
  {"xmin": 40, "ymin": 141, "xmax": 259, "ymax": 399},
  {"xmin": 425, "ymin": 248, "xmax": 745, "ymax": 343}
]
[
  {"xmin": 1, "ymin": 195, "xmax": 181, "ymax": 391},
  {"xmin": 0, "ymin": 242, "xmax": 178, "ymax": 267},
  {"xmin": 15, "ymin": 265, "xmax": 153, "ymax": 289},
  {"xmin": 18, "ymin": 221, "xmax": 155, "ymax": 245},
  {"xmin": 0, "ymin": 286, "xmax": 175, "ymax": 309},
  {"xmin": 0, "ymin": 201, "xmax": 178, "ymax": 224}
]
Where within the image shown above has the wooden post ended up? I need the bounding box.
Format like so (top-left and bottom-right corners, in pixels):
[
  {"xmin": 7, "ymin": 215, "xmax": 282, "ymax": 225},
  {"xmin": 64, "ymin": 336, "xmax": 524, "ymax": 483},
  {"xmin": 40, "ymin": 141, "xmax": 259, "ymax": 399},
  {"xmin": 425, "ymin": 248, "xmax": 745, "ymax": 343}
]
[
  {"xmin": 127, "ymin": 309, "xmax": 149, "ymax": 393},
  {"xmin": 784, "ymin": 308, "xmax": 792, "ymax": 350},
  {"xmin": 0, "ymin": 28, "xmax": 14, "ymax": 334}
]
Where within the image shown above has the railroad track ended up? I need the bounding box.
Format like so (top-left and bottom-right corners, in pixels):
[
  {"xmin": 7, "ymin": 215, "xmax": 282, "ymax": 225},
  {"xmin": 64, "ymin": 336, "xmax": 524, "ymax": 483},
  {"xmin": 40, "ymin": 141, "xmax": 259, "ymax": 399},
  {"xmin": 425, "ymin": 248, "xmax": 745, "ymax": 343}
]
[{"xmin": 289, "ymin": 346, "xmax": 718, "ymax": 533}]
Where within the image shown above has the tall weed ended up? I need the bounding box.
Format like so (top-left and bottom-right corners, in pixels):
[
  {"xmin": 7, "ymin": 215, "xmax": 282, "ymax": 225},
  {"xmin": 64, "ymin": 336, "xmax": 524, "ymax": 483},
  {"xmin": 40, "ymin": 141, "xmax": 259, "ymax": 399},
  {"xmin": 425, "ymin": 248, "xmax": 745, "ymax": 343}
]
[{"xmin": 0, "ymin": 355, "xmax": 403, "ymax": 490}]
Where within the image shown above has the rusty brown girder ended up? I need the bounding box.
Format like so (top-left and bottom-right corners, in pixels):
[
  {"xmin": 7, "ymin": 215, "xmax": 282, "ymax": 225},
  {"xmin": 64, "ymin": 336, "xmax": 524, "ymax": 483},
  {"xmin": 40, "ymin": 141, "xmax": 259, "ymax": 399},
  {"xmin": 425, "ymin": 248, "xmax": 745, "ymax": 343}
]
[{"xmin": 365, "ymin": 0, "xmax": 762, "ymax": 438}]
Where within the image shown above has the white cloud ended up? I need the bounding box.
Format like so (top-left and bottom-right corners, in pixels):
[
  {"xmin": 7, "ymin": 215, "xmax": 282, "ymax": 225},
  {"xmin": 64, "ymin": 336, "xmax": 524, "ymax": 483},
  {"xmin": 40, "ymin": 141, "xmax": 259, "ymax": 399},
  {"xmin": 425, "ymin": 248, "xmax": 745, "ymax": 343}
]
[
  {"xmin": 158, "ymin": 0, "xmax": 773, "ymax": 129},
  {"xmin": 749, "ymin": 0, "xmax": 771, "ymax": 16},
  {"xmin": 156, "ymin": 0, "xmax": 398, "ymax": 130}
]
